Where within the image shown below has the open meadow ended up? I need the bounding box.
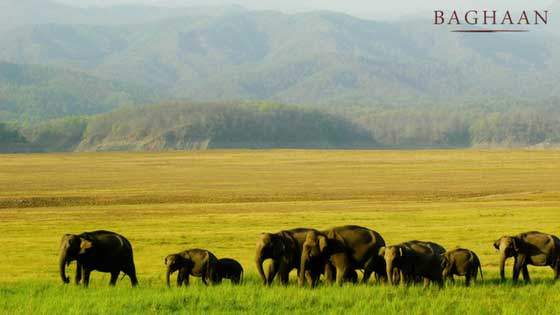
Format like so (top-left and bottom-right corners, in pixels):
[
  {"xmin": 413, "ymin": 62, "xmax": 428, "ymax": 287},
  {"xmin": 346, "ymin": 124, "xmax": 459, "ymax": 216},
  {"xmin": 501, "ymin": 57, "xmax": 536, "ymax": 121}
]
[{"xmin": 0, "ymin": 150, "xmax": 559, "ymax": 314}]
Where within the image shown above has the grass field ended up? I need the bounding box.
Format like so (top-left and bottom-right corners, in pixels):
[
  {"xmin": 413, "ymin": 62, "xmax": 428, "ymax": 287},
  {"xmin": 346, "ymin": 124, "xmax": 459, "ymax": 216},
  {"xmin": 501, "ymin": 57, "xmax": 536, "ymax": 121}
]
[{"xmin": 1, "ymin": 150, "xmax": 559, "ymax": 314}]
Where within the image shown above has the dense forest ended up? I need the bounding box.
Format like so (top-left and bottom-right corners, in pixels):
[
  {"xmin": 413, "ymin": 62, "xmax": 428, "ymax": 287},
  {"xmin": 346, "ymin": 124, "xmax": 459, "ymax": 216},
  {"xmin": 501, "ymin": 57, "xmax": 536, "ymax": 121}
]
[{"xmin": 1, "ymin": 101, "xmax": 557, "ymax": 153}]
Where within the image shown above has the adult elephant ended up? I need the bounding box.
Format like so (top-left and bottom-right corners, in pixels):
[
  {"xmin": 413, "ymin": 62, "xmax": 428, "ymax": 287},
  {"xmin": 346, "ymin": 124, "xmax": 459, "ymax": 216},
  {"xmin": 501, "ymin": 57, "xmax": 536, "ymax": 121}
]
[
  {"xmin": 299, "ymin": 226, "xmax": 387, "ymax": 286},
  {"xmin": 58, "ymin": 230, "xmax": 138, "ymax": 287},
  {"xmin": 255, "ymin": 228, "xmax": 312, "ymax": 286},
  {"xmin": 379, "ymin": 240, "xmax": 445, "ymax": 287},
  {"xmin": 494, "ymin": 231, "xmax": 560, "ymax": 282}
]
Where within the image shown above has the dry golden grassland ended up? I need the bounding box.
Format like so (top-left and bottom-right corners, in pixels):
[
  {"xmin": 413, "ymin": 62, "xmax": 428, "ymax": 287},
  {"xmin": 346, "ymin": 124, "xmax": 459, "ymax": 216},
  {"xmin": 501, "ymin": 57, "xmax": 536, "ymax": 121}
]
[{"xmin": 0, "ymin": 150, "xmax": 559, "ymax": 314}]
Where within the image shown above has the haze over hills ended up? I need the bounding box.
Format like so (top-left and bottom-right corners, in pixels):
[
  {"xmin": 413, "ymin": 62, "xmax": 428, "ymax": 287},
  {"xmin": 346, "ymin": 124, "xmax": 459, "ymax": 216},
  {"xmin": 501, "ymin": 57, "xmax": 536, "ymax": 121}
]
[
  {"xmin": 0, "ymin": 0, "xmax": 245, "ymax": 32},
  {"xmin": 0, "ymin": 1, "xmax": 559, "ymax": 151},
  {"xmin": 0, "ymin": 61, "xmax": 158, "ymax": 122},
  {"xmin": 1, "ymin": 2, "xmax": 559, "ymax": 108}
]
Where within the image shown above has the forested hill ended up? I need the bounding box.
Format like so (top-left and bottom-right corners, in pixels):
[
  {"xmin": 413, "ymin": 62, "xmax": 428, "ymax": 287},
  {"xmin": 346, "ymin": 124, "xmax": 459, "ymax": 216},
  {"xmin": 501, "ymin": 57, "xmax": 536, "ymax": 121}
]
[
  {"xmin": 76, "ymin": 103, "xmax": 374, "ymax": 151},
  {"xmin": 0, "ymin": 62, "xmax": 158, "ymax": 122},
  {"xmin": 2, "ymin": 101, "xmax": 559, "ymax": 153},
  {"xmin": 1, "ymin": 3, "xmax": 560, "ymax": 152},
  {"xmin": 0, "ymin": 4, "xmax": 560, "ymax": 109}
]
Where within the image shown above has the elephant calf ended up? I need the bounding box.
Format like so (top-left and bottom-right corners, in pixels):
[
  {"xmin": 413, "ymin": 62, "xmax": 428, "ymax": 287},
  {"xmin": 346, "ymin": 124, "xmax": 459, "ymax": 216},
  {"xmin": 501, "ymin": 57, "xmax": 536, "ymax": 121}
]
[
  {"xmin": 165, "ymin": 249, "xmax": 219, "ymax": 287},
  {"xmin": 216, "ymin": 258, "xmax": 243, "ymax": 284},
  {"xmin": 441, "ymin": 248, "xmax": 483, "ymax": 286}
]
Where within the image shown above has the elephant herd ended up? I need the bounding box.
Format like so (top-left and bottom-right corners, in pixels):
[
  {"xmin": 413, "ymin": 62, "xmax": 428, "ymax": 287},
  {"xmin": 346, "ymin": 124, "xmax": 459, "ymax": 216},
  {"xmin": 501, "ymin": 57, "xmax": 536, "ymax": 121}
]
[{"xmin": 58, "ymin": 227, "xmax": 560, "ymax": 288}]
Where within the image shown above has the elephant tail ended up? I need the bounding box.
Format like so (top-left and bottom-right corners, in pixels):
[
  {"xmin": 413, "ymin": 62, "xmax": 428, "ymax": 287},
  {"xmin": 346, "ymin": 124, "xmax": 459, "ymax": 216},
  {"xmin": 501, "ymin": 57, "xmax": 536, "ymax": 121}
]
[
  {"xmin": 477, "ymin": 259, "xmax": 483, "ymax": 282},
  {"xmin": 471, "ymin": 253, "xmax": 483, "ymax": 282}
]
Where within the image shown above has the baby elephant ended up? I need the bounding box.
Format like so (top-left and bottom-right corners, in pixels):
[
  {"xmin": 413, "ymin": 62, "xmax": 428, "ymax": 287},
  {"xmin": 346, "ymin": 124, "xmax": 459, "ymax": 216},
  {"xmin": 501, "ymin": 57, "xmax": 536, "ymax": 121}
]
[
  {"xmin": 440, "ymin": 248, "xmax": 483, "ymax": 286},
  {"xmin": 216, "ymin": 258, "xmax": 243, "ymax": 284},
  {"xmin": 165, "ymin": 249, "xmax": 219, "ymax": 287}
]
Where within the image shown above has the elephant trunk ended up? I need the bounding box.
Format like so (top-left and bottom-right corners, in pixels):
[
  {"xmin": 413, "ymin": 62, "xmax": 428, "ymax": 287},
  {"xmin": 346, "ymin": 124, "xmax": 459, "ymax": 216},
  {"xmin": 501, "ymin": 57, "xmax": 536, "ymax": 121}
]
[
  {"xmin": 166, "ymin": 265, "xmax": 172, "ymax": 287},
  {"xmin": 298, "ymin": 254, "xmax": 308, "ymax": 287},
  {"xmin": 386, "ymin": 261, "xmax": 394, "ymax": 286},
  {"xmin": 499, "ymin": 252, "xmax": 507, "ymax": 280},
  {"xmin": 255, "ymin": 250, "xmax": 267, "ymax": 285},
  {"xmin": 59, "ymin": 247, "xmax": 70, "ymax": 284}
]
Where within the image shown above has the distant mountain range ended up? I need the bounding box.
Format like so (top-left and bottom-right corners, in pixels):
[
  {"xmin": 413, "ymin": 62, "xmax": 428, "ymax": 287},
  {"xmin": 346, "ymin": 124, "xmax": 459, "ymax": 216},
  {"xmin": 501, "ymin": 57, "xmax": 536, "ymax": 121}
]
[
  {"xmin": 1, "ymin": 1, "xmax": 559, "ymax": 152},
  {"xmin": 0, "ymin": 61, "xmax": 158, "ymax": 121},
  {"xmin": 0, "ymin": 0, "xmax": 559, "ymax": 122}
]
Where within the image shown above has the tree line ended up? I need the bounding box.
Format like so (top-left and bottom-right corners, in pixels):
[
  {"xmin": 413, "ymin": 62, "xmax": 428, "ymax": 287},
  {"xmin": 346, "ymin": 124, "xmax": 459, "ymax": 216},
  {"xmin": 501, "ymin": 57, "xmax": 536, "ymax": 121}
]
[{"xmin": 1, "ymin": 101, "xmax": 559, "ymax": 153}]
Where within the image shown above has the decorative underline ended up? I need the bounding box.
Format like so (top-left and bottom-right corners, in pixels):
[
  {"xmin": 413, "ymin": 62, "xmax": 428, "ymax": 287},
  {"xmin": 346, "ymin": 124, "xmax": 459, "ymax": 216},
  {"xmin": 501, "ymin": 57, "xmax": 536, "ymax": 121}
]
[{"xmin": 451, "ymin": 29, "xmax": 530, "ymax": 33}]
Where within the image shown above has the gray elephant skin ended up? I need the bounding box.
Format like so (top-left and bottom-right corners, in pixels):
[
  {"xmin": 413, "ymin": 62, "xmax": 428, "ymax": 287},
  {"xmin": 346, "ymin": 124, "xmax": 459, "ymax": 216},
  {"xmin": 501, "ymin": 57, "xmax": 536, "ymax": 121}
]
[
  {"xmin": 494, "ymin": 231, "xmax": 560, "ymax": 282},
  {"xmin": 165, "ymin": 249, "xmax": 219, "ymax": 287},
  {"xmin": 380, "ymin": 240, "xmax": 446, "ymax": 287},
  {"xmin": 441, "ymin": 248, "xmax": 483, "ymax": 286},
  {"xmin": 299, "ymin": 225, "xmax": 387, "ymax": 286},
  {"xmin": 58, "ymin": 230, "xmax": 138, "ymax": 287},
  {"xmin": 216, "ymin": 258, "xmax": 243, "ymax": 284},
  {"xmin": 255, "ymin": 228, "xmax": 312, "ymax": 286}
]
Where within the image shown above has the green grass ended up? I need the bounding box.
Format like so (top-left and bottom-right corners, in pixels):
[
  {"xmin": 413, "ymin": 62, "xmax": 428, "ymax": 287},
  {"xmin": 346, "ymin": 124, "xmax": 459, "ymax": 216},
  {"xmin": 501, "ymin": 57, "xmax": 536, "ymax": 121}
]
[
  {"xmin": 2, "ymin": 280, "xmax": 559, "ymax": 315},
  {"xmin": 1, "ymin": 150, "xmax": 559, "ymax": 314}
]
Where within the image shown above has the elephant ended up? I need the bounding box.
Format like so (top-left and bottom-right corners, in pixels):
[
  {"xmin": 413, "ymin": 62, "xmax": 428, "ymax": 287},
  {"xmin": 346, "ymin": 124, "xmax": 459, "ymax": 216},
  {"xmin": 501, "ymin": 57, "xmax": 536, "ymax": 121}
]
[
  {"xmin": 379, "ymin": 240, "xmax": 446, "ymax": 288},
  {"xmin": 58, "ymin": 230, "xmax": 138, "ymax": 287},
  {"xmin": 346, "ymin": 269, "xmax": 359, "ymax": 283},
  {"xmin": 441, "ymin": 248, "xmax": 483, "ymax": 286},
  {"xmin": 165, "ymin": 249, "xmax": 219, "ymax": 287},
  {"xmin": 255, "ymin": 228, "xmax": 313, "ymax": 286},
  {"xmin": 494, "ymin": 231, "xmax": 560, "ymax": 282},
  {"xmin": 216, "ymin": 258, "xmax": 243, "ymax": 284},
  {"xmin": 298, "ymin": 226, "xmax": 387, "ymax": 286}
]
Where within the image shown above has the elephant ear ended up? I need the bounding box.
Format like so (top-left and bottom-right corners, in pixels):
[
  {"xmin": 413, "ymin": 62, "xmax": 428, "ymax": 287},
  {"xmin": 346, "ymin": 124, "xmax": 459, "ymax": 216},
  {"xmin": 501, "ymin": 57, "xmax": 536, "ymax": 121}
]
[
  {"xmin": 273, "ymin": 238, "xmax": 286, "ymax": 257},
  {"xmin": 378, "ymin": 246, "xmax": 386, "ymax": 257},
  {"xmin": 440, "ymin": 255, "xmax": 448, "ymax": 269},
  {"xmin": 512, "ymin": 237, "xmax": 521, "ymax": 252},
  {"xmin": 318, "ymin": 235, "xmax": 328, "ymax": 253},
  {"xmin": 493, "ymin": 238, "xmax": 501, "ymax": 250},
  {"xmin": 79, "ymin": 238, "xmax": 93, "ymax": 254}
]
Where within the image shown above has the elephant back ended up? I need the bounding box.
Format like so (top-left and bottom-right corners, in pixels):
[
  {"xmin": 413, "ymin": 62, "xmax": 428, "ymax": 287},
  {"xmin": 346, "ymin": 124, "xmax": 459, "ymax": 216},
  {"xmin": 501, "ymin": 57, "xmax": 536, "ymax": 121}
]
[
  {"xmin": 79, "ymin": 230, "xmax": 133, "ymax": 256},
  {"xmin": 402, "ymin": 240, "xmax": 443, "ymax": 257}
]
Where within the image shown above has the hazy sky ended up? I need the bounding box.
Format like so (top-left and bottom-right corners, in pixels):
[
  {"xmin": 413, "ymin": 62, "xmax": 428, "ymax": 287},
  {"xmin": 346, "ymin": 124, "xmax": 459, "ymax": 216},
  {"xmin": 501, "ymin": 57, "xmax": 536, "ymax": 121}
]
[{"xmin": 54, "ymin": 0, "xmax": 558, "ymax": 20}]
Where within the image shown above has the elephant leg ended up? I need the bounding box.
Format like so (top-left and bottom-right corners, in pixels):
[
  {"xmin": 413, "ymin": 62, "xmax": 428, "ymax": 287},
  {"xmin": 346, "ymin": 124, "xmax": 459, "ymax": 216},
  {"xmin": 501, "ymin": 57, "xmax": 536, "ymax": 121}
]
[
  {"xmin": 331, "ymin": 253, "xmax": 351, "ymax": 285},
  {"xmin": 522, "ymin": 265, "xmax": 530, "ymax": 283},
  {"xmin": 176, "ymin": 269, "xmax": 184, "ymax": 287},
  {"xmin": 465, "ymin": 275, "xmax": 471, "ymax": 287},
  {"xmin": 204, "ymin": 268, "xmax": 214, "ymax": 286},
  {"xmin": 512, "ymin": 257, "xmax": 521, "ymax": 282},
  {"xmin": 124, "ymin": 263, "xmax": 138, "ymax": 286},
  {"xmin": 82, "ymin": 268, "xmax": 92, "ymax": 287},
  {"xmin": 201, "ymin": 272, "xmax": 209, "ymax": 286},
  {"xmin": 109, "ymin": 271, "xmax": 119, "ymax": 286},
  {"xmin": 278, "ymin": 263, "xmax": 290, "ymax": 285},
  {"xmin": 324, "ymin": 263, "xmax": 335, "ymax": 285},
  {"xmin": 335, "ymin": 266, "xmax": 348, "ymax": 285},
  {"xmin": 182, "ymin": 271, "xmax": 190, "ymax": 287},
  {"xmin": 362, "ymin": 260, "xmax": 374, "ymax": 284},
  {"xmin": 304, "ymin": 271, "xmax": 314, "ymax": 287},
  {"xmin": 74, "ymin": 262, "xmax": 82, "ymax": 285},
  {"xmin": 267, "ymin": 260, "xmax": 279, "ymax": 285}
]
